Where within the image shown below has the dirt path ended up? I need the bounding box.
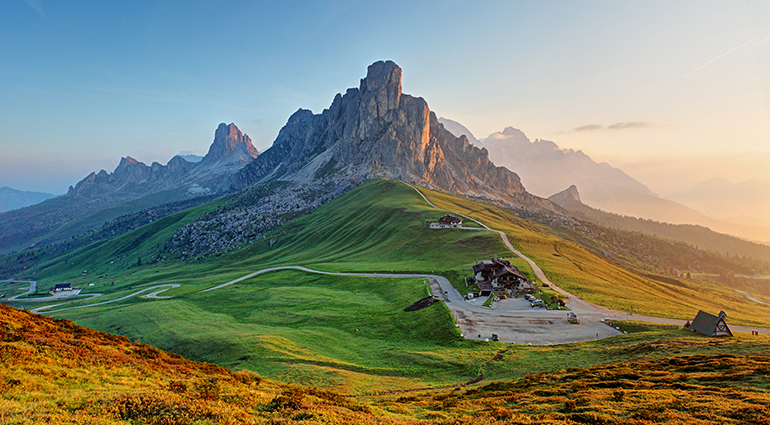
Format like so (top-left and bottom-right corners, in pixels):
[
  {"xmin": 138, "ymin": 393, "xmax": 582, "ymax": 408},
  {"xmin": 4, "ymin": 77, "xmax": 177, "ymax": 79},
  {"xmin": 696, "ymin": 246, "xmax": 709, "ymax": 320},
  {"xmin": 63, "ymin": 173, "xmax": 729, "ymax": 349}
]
[{"xmin": 735, "ymin": 289, "xmax": 768, "ymax": 305}]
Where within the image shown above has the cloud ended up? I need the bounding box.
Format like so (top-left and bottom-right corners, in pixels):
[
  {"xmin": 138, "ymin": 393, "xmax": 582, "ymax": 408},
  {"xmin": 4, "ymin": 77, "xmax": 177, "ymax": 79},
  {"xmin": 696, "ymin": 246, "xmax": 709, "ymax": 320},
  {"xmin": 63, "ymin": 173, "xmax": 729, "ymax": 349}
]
[
  {"xmin": 569, "ymin": 121, "xmax": 658, "ymax": 133},
  {"xmin": 607, "ymin": 121, "xmax": 654, "ymax": 130},
  {"xmin": 573, "ymin": 124, "xmax": 603, "ymax": 132},
  {"xmin": 23, "ymin": 0, "xmax": 44, "ymax": 17}
]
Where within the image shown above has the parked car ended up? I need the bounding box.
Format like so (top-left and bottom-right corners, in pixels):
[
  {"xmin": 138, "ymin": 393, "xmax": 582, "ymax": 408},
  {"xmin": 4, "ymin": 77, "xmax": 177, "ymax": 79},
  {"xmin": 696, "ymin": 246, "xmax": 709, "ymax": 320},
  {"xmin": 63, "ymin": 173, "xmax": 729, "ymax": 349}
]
[
  {"xmin": 531, "ymin": 299, "xmax": 545, "ymax": 308},
  {"xmin": 491, "ymin": 333, "xmax": 499, "ymax": 341}
]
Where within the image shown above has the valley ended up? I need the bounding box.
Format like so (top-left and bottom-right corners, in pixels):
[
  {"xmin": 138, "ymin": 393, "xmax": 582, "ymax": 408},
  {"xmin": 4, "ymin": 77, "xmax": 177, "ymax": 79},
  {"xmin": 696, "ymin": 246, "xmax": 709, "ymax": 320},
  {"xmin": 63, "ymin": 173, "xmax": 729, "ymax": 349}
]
[
  {"xmin": 2, "ymin": 53, "xmax": 770, "ymax": 424},
  {"xmin": 3, "ymin": 180, "xmax": 770, "ymax": 397}
]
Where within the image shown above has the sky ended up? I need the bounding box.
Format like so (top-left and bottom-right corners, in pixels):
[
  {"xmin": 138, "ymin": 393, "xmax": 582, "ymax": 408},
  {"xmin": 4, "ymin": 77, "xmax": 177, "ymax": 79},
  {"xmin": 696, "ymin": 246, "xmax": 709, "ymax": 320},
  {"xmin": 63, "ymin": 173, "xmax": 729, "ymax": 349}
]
[{"xmin": 1, "ymin": 0, "xmax": 769, "ymax": 195}]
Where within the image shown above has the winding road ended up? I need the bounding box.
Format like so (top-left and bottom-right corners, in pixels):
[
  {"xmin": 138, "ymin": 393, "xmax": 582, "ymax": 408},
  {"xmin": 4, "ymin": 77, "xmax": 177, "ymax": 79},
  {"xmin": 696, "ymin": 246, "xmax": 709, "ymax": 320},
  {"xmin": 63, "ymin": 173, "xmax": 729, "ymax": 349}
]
[{"xmin": 8, "ymin": 182, "xmax": 768, "ymax": 341}]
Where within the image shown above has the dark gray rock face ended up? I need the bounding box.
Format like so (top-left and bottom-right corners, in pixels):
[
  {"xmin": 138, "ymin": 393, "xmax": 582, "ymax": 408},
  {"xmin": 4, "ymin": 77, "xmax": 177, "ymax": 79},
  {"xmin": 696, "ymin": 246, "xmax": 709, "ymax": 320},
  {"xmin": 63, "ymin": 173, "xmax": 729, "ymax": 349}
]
[{"xmin": 234, "ymin": 61, "xmax": 547, "ymax": 207}]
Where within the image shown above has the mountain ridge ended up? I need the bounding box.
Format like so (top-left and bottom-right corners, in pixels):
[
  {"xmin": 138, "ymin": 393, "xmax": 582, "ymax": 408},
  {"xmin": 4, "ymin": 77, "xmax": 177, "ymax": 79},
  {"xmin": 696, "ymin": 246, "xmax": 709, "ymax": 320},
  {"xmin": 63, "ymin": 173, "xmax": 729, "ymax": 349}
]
[
  {"xmin": 0, "ymin": 123, "xmax": 258, "ymax": 253},
  {"xmin": 440, "ymin": 119, "xmax": 770, "ymax": 243},
  {"xmin": 549, "ymin": 185, "xmax": 770, "ymax": 263},
  {"xmin": 234, "ymin": 61, "xmax": 555, "ymax": 209}
]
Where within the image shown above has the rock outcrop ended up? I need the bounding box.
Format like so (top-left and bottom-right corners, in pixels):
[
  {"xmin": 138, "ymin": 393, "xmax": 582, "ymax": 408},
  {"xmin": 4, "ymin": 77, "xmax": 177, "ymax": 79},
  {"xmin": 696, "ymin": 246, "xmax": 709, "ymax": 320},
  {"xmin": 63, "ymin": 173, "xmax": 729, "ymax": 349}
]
[
  {"xmin": 178, "ymin": 123, "xmax": 259, "ymax": 193},
  {"xmin": 234, "ymin": 60, "xmax": 549, "ymax": 207}
]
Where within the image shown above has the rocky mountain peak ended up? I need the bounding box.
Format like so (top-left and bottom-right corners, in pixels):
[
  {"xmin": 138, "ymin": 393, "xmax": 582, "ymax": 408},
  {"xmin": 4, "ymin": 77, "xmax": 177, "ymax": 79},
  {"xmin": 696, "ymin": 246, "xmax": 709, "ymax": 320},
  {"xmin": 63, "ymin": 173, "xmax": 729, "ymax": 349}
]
[
  {"xmin": 234, "ymin": 60, "xmax": 553, "ymax": 209},
  {"xmin": 203, "ymin": 122, "xmax": 259, "ymax": 163},
  {"xmin": 113, "ymin": 156, "xmax": 148, "ymax": 178},
  {"xmin": 114, "ymin": 156, "xmax": 140, "ymax": 174},
  {"xmin": 548, "ymin": 185, "xmax": 584, "ymax": 210},
  {"xmin": 359, "ymin": 60, "xmax": 402, "ymax": 115},
  {"xmin": 502, "ymin": 126, "xmax": 524, "ymax": 137}
]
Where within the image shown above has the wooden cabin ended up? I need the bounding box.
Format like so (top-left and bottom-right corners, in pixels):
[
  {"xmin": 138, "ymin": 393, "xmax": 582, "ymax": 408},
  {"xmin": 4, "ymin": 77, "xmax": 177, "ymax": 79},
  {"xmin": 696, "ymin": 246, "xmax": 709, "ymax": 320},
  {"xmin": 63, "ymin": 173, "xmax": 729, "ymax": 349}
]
[
  {"xmin": 686, "ymin": 310, "xmax": 732, "ymax": 337},
  {"xmin": 472, "ymin": 258, "xmax": 530, "ymax": 293}
]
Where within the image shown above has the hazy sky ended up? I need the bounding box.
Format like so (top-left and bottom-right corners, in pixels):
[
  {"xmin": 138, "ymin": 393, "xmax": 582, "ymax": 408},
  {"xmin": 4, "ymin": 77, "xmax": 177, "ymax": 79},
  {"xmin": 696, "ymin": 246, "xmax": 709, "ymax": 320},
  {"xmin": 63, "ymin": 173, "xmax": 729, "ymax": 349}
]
[{"xmin": 2, "ymin": 1, "xmax": 769, "ymax": 195}]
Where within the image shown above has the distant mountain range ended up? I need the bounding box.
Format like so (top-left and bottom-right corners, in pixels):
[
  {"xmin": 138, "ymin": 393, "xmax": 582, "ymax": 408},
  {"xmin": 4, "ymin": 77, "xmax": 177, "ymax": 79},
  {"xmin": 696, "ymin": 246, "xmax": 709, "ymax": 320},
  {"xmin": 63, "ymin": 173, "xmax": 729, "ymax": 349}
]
[
  {"xmin": 0, "ymin": 123, "xmax": 258, "ymax": 252},
  {"xmin": 439, "ymin": 118, "xmax": 770, "ymax": 244},
  {"xmin": 2, "ymin": 59, "xmax": 767, "ymax": 262},
  {"xmin": 549, "ymin": 185, "xmax": 770, "ymax": 263},
  {"xmin": 0, "ymin": 187, "xmax": 55, "ymax": 213}
]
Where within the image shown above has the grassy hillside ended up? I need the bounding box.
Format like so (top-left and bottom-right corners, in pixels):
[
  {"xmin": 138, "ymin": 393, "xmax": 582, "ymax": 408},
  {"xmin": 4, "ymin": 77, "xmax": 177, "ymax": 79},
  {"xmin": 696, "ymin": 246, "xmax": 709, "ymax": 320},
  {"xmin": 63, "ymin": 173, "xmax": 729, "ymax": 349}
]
[
  {"xmin": 553, "ymin": 194, "xmax": 770, "ymax": 263},
  {"xmin": 418, "ymin": 187, "xmax": 770, "ymax": 326},
  {"xmin": 4, "ymin": 179, "xmax": 770, "ymax": 395},
  {"xmin": 55, "ymin": 270, "xmax": 491, "ymax": 394},
  {"xmin": 4, "ymin": 303, "xmax": 770, "ymax": 424}
]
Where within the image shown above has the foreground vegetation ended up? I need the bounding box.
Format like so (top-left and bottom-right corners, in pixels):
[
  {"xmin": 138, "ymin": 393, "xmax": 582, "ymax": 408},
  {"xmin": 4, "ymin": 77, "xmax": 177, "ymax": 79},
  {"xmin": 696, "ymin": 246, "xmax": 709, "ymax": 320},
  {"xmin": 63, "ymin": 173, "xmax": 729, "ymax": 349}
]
[{"xmin": 3, "ymin": 303, "xmax": 770, "ymax": 424}]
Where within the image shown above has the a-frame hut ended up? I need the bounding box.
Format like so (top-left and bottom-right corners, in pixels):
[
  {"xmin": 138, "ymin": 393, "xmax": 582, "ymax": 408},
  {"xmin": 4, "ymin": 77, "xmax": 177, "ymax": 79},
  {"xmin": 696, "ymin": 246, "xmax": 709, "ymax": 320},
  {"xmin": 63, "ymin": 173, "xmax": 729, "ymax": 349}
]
[{"xmin": 687, "ymin": 310, "xmax": 732, "ymax": 337}]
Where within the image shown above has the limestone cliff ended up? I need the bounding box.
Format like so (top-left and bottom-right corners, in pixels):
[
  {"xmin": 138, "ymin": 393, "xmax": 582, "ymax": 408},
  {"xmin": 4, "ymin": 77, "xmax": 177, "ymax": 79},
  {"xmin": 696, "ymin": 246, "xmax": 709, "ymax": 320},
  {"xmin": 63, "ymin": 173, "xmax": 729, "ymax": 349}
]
[{"xmin": 234, "ymin": 60, "xmax": 549, "ymax": 207}]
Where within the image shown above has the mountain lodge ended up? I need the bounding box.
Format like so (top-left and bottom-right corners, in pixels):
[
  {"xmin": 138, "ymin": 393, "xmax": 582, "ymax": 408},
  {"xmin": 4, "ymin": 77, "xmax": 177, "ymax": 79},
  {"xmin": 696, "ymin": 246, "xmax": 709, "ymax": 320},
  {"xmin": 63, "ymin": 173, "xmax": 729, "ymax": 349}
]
[
  {"xmin": 438, "ymin": 215, "xmax": 463, "ymax": 227},
  {"xmin": 50, "ymin": 283, "xmax": 73, "ymax": 294},
  {"xmin": 472, "ymin": 258, "xmax": 533, "ymax": 296}
]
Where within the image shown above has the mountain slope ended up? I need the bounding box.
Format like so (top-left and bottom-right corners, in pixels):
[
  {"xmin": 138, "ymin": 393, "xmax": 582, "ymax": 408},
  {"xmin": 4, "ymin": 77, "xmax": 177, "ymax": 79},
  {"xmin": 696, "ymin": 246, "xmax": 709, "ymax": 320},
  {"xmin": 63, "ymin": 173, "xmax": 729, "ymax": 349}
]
[
  {"xmin": 0, "ymin": 303, "xmax": 381, "ymax": 424},
  {"xmin": 549, "ymin": 185, "xmax": 770, "ymax": 264},
  {"xmin": 0, "ymin": 187, "xmax": 55, "ymax": 212},
  {"xmin": 4, "ymin": 303, "xmax": 770, "ymax": 424},
  {"xmin": 234, "ymin": 61, "xmax": 553, "ymax": 209}
]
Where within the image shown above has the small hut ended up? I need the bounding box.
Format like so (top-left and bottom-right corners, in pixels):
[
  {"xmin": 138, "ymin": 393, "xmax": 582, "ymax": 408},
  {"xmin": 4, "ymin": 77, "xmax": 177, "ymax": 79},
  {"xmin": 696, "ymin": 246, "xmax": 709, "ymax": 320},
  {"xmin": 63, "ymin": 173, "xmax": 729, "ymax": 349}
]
[{"xmin": 686, "ymin": 310, "xmax": 732, "ymax": 337}]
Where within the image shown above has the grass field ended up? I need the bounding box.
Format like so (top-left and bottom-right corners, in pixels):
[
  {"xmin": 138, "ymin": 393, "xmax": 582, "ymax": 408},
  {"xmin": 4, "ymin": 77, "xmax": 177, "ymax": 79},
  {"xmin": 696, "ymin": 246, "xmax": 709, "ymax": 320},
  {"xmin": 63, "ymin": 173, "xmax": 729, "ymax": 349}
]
[
  {"xmin": 57, "ymin": 269, "xmax": 495, "ymax": 393},
  {"xmin": 5, "ymin": 179, "xmax": 770, "ymax": 394},
  {"xmin": 5, "ymin": 302, "xmax": 770, "ymax": 424},
  {"xmin": 417, "ymin": 186, "xmax": 770, "ymax": 327}
]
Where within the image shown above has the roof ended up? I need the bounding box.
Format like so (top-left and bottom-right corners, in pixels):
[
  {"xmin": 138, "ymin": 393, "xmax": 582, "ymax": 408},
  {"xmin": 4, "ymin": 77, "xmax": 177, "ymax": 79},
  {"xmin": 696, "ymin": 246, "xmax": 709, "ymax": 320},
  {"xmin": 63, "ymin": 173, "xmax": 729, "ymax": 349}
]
[
  {"xmin": 439, "ymin": 215, "xmax": 462, "ymax": 224},
  {"xmin": 472, "ymin": 258, "xmax": 529, "ymax": 282},
  {"xmin": 689, "ymin": 310, "xmax": 732, "ymax": 337},
  {"xmin": 472, "ymin": 260, "xmax": 495, "ymax": 274},
  {"xmin": 54, "ymin": 283, "xmax": 71, "ymax": 289}
]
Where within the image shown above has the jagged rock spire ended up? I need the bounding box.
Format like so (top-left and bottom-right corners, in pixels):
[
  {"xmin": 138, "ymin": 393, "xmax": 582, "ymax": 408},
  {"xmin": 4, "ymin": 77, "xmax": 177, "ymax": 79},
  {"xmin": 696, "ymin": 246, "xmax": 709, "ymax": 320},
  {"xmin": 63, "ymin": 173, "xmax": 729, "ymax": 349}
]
[{"xmin": 204, "ymin": 123, "xmax": 259, "ymax": 161}]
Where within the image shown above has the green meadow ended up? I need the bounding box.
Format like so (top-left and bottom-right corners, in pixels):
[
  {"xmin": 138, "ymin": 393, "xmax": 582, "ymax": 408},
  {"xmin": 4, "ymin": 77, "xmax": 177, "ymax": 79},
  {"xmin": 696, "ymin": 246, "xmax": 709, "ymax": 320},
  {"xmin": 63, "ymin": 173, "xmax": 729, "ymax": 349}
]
[{"xmin": 6, "ymin": 179, "xmax": 770, "ymax": 392}]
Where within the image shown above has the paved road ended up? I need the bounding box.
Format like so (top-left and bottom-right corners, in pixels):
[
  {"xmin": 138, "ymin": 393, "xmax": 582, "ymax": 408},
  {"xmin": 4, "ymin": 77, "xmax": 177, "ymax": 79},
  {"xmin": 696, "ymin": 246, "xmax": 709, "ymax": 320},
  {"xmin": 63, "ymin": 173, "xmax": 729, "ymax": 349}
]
[
  {"xmin": 4, "ymin": 280, "xmax": 37, "ymax": 301},
  {"xmin": 30, "ymin": 284, "xmax": 180, "ymax": 314},
  {"xmin": 735, "ymin": 289, "xmax": 768, "ymax": 306},
  {"xmin": 200, "ymin": 266, "xmax": 623, "ymax": 345},
  {"xmin": 11, "ymin": 182, "xmax": 768, "ymax": 342}
]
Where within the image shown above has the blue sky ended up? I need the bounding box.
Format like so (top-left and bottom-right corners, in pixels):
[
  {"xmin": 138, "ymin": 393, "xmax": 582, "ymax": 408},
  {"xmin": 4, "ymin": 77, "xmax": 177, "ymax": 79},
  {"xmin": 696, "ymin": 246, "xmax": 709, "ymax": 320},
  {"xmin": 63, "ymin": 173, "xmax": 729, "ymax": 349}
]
[{"xmin": 2, "ymin": 0, "xmax": 769, "ymax": 194}]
